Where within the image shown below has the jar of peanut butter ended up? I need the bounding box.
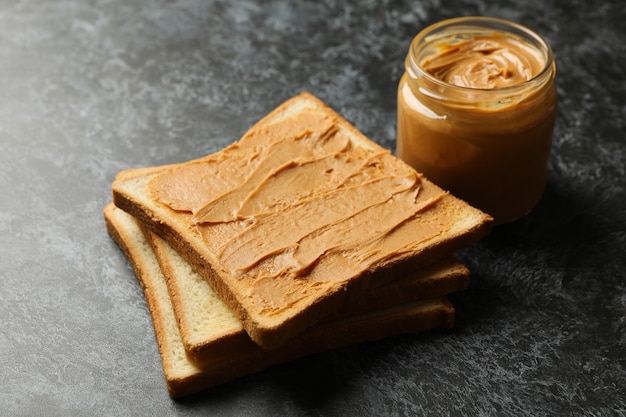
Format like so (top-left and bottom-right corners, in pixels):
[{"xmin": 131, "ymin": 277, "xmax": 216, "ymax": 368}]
[{"xmin": 397, "ymin": 17, "xmax": 557, "ymax": 224}]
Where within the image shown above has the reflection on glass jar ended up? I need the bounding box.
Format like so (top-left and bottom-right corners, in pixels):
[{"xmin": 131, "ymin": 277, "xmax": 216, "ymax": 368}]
[{"xmin": 397, "ymin": 16, "xmax": 557, "ymax": 224}]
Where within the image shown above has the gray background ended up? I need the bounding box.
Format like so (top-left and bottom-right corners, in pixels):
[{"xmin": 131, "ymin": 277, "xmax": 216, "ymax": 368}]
[{"xmin": 1, "ymin": 0, "xmax": 624, "ymax": 415}]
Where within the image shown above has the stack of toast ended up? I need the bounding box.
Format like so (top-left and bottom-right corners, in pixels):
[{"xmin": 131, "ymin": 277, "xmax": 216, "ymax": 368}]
[{"xmin": 104, "ymin": 92, "xmax": 493, "ymax": 398}]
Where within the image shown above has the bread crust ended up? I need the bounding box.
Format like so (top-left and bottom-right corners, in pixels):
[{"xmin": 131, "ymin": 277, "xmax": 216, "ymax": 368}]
[
  {"xmin": 147, "ymin": 222, "xmax": 468, "ymax": 364},
  {"xmin": 104, "ymin": 203, "xmax": 456, "ymax": 398}
]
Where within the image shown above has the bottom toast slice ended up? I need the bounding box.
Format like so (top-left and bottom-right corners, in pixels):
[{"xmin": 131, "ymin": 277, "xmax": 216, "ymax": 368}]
[{"xmin": 104, "ymin": 203, "xmax": 456, "ymax": 398}]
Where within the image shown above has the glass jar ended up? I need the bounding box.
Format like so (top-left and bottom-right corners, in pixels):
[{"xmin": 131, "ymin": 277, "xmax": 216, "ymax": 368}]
[{"xmin": 396, "ymin": 16, "xmax": 557, "ymax": 224}]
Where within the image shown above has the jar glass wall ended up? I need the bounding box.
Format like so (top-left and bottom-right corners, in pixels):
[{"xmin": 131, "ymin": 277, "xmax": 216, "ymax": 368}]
[{"xmin": 396, "ymin": 17, "xmax": 557, "ymax": 224}]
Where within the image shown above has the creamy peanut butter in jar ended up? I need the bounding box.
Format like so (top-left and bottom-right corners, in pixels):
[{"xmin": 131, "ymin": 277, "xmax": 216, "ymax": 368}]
[{"xmin": 396, "ymin": 17, "xmax": 557, "ymax": 224}]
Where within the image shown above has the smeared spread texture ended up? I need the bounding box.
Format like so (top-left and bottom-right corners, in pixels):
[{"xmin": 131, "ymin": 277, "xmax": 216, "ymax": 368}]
[
  {"xmin": 421, "ymin": 34, "xmax": 544, "ymax": 89},
  {"xmin": 146, "ymin": 108, "xmax": 452, "ymax": 317}
]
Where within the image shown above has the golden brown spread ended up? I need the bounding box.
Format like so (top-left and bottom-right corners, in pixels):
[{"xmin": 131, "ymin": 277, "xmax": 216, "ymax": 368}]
[
  {"xmin": 397, "ymin": 23, "xmax": 557, "ymax": 223},
  {"xmin": 148, "ymin": 109, "xmax": 453, "ymax": 315},
  {"xmin": 421, "ymin": 35, "xmax": 544, "ymax": 89}
]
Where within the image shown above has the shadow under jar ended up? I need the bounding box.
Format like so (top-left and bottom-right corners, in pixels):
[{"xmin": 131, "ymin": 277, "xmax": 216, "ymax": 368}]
[{"xmin": 397, "ymin": 16, "xmax": 557, "ymax": 224}]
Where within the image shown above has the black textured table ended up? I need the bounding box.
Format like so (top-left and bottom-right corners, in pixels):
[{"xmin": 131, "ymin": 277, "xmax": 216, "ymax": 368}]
[{"xmin": 1, "ymin": 1, "xmax": 624, "ymax": 415}]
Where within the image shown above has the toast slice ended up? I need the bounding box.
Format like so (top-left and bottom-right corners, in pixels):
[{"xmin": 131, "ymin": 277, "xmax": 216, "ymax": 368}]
[
  {"xmin": 104, "ymin": 203, "xmax": 456, "ymax": 398},
  {"xmin": 145, "ymin": 208, "xmax": 469, "ymax": 364},
  {"xmin": 112, "ymin": 92, "xmax": 493, "ymax": 348}
]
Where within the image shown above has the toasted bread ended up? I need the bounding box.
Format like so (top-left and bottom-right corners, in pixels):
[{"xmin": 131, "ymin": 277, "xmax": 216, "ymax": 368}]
[
  {"xmin": 145, "ymin": 209, "xmax": 469, "ymax": 364},
  {"xmin": 104, "ymin": 203, "xmax": 456, "ymax": 398},
  {"xmin": 112, "ymin": 92, "xmax": 493, "ymax": 348}
]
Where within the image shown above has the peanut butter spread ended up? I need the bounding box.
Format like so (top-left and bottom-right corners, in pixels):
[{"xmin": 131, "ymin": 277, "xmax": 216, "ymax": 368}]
[
  {"xmin": 148, "ymin": 110, "xmax": 453, "ymax": 315},
  {"xmin": 420, "ymin": 34, "xmax": 544, "ymax": 89}
]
